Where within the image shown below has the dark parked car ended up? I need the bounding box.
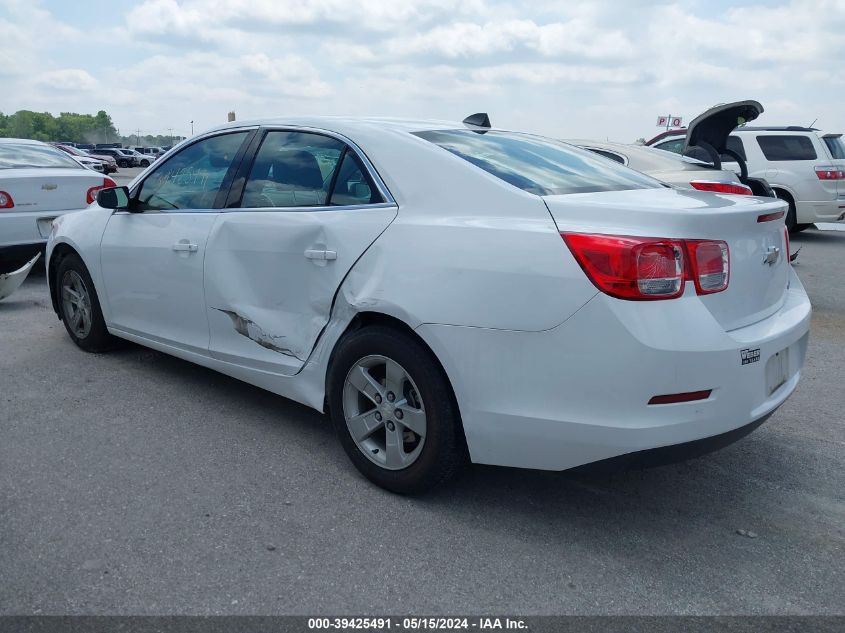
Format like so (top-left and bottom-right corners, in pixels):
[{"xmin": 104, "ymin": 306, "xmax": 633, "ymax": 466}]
[
  {"xmin": 90, "ymin": 147, "xmax": 140, "ymax": 168},
  {"xmin": 51, "ymin": 144, "xmax": 118, "ymax": 174}
]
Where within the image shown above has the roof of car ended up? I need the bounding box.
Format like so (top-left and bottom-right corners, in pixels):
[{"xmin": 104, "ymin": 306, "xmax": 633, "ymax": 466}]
[
  {"xmin": 201, "ymin": 116, "xmax": 488, "ymax": 137},
  {"xmin": 648, "ymin": 125, "xmax": 826, "ymax": 145}
]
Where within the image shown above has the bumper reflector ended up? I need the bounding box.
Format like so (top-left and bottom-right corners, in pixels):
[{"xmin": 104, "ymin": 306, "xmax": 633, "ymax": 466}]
[{"xmin": 648, "ymin": 390, "xmax": 712, "ymax": 405}]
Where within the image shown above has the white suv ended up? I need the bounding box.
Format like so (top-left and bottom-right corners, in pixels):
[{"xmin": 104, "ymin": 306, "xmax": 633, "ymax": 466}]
[{"xmin": 648, "ymin": 126, "xmax": 845, "ymax": 231}]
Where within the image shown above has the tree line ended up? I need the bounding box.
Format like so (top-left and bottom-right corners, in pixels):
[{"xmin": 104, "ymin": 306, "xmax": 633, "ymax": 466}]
[{"xmin": 0, "ymin": 110, "xmax": 182, "ymax": 147}]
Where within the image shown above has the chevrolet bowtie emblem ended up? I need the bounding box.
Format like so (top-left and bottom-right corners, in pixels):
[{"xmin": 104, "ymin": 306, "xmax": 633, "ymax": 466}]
[{"xmin": 763, "ymin": 245, "xmax": 781, "ymax": 266}]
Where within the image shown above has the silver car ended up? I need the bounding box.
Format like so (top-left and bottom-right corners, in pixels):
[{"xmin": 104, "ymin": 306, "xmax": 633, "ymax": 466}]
[{"xmin": 570, "ymin": 141, "xmax": 755, "ymax": 195}]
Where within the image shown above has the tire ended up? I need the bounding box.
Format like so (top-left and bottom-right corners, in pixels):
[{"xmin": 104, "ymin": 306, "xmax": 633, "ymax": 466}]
[
  {"xmin": 328, "ymin": 325, "xmax": 466, "ymax": 494},
  {"xmin": 55, "ymin": 253, "xmax": 118, "ymax": 353},
  {"xmin": 140, "ymin": 159, "xmax": 150, "ymax": 167},
  {"xmin": 118, "ymin": 160, "xmax": 129, "ymax": 168}
]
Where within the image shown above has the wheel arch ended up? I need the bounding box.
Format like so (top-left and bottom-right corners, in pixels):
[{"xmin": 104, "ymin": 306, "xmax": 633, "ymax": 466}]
[
  {"xmin": 48, "ymin": 241, "xmax": 82, "ymax": 318},
  {"xmin": 324, "ymin": 310, "xmax": 469, "ymax": 449}
]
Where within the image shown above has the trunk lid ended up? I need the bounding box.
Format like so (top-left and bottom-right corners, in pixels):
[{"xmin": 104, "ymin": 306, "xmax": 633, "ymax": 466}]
[
  {"xmin": 0, "ymin": 168, "xmax": 105, "ymax": 213},
  {"xmin": 545, "ymin": 187, "xmax": 790, "ymax": 331},
  {"xmin": 684, "ymin": 100, "xmax": 763, "ymax": 156}
]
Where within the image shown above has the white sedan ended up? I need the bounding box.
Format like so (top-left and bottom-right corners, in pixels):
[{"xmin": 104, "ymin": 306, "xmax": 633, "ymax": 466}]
[
  {"xmin": 1, "ymin": 138, "xmax": 116, "ymax": 272},
  {"xmin": 46, "ymin": 115, "xmax": 811, "ymax": 493}
]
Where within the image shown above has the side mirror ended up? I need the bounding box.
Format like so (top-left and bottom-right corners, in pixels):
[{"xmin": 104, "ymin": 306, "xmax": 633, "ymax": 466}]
[{"xmin": 96, "ymin": 186, "xmax": 130, "ymax": 210}]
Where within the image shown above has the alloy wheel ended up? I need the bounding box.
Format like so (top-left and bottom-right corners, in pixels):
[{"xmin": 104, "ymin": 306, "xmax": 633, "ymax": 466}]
[
  {"xmin": 342, "ymin": 355, "xmax": 427, "ymax": 470},
  {"xmin": 61, "ymin": 270, "xmax": 93, "ymax": 339}
]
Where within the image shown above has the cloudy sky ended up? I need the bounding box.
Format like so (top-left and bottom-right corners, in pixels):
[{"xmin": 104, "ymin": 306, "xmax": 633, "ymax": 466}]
[{"xmin": 1, "ymin": 0, "xmax": 843, "ymax": 141}]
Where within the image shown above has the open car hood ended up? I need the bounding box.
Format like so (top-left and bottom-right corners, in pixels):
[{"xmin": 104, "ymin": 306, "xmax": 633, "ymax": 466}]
[{"xmin": 683, "ymin": 100, "xmax": 763, "ymax": 155}]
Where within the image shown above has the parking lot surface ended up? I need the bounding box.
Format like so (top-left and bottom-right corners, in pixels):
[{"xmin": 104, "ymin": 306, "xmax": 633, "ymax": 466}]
[{"xmin": 1, "ymin": 229, "xmax": 843, "ymax": 615}]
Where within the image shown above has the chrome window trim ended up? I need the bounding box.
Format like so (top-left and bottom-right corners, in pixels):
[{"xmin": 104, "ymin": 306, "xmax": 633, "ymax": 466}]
[{"xmin": 112, "ymin": 202, "xmax": 399, "ymax": 216}]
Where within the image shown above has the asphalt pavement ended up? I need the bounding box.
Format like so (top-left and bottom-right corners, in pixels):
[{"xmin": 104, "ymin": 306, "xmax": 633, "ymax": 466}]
[{"xmin": 0, "ymin": 227, "xmax": 843, "ymax": 615}]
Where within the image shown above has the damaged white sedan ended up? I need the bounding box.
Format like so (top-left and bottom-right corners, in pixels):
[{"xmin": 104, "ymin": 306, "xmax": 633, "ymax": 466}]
[{"xmin": 46, "ymin": 115, "xmax": 811, "ymax": 493}]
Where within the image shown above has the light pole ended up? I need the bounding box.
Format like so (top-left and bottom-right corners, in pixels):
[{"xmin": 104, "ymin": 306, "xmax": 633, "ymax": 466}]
[{"xmin": 190, "ymin": 120, "xmax": 194, "ymax": 136}]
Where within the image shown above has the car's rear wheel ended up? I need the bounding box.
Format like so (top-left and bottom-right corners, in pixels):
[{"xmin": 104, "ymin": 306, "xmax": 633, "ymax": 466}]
[
  {"xmin": 56, "ymin": 253, "xmax": 118, "ymax": 352},
  {"xmin": 328, "ymin": 326, "xmax": 466, "ymax": 494},
  {"xmin": 117, "ymin": 159, "xmax": 129, "ymax": 168},
  {"xmin": 140, "ymin": 159, "xmax": 150, "ymax": 167}
]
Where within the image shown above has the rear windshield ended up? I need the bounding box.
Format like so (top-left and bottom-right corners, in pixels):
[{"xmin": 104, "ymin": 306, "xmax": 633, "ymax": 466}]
[
  {"xmin": 756, "ymin": 135, "xmax": 817, "ymax": 161},
  {"xmin": 414, "ymin": 130, "xmax": 660, "ymax": 195},
  {"xmin": 0, "ymin": 143, "xmax": 81, "ymax": 169},
  {"xmin": 823, "ymin": 136, "xmax": 845, "ymax": 159}
]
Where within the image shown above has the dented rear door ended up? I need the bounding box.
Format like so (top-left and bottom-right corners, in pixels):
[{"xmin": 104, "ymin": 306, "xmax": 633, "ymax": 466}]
[
  {"xmin": 204, "ymin": 129, "xmax": 397, "ymax": 376},
  {"xmin": 204, "ymin": 205, "xmax": 396, "ymax": 374}
]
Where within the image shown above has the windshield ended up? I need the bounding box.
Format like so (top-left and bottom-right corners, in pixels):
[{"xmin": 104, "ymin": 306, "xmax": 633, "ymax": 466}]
[
  {"xmin": 0, "ymin": 143, "xmax": 83, "ymax": 169},
  {"xmin": 414, "ymin": 129, "xmax": 660, "ymax": 195}
]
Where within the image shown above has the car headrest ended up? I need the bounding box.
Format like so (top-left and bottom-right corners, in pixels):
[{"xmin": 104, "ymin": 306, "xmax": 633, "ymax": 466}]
[{"xmin": 272, "ymin": 150, "xmax": 323, "ymax": 189}]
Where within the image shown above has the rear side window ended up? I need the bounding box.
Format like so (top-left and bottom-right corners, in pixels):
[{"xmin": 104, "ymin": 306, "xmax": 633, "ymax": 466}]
[
  {"xmin": 241, "ymin": 131, "xmax": 345, "ymax": 208},
  {"xmin": 823, "ymin": 136, "xmax": 845, "ymax": 159},
  {"xmin": 329, "ymin": 150, "xmax": 383, "ymax": 206},
  {"xmin": 415, "ymin": 130, "xmax": 659, "ymax": 195},
  {"xmin": 757, "ymin": 135, "xmax": 817, "ymax": 161}
]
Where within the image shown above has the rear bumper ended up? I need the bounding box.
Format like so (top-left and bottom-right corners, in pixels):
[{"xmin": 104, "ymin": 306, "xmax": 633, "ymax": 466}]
[
  {"xmin": 0, "ymin": 209, "xmax": 82, "ymax": 253},
  {"xmin": 417, "ymin": 268, "xmax": 811, "ymax": 471},
  {"xmin": 796, "ymin": 197, "xmax": 845, "ymax": 223},
  {"xmin": 573, "ymin": 411, "xmax": 773, "ymax": 475}
]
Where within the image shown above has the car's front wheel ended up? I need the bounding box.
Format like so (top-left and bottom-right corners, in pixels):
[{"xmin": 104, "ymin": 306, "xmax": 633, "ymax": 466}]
[
  {"xmin": 140, "ymin": 159, "xmax": 150, "ymax": 167},
  {"xmin": 56, "ymin": 253, "xmax": 118, "ymax": 352},
  {"xmin": 328, "ymin": 326, "xmax": 466, "ymax": 494}
]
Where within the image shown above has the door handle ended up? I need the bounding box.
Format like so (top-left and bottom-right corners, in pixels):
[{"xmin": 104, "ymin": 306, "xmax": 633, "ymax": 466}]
[
  {"xmin": 304, "ymin": 249, "xmax": 337, "ymax": 261},
  {"xmin": 172, "ymin": 242, "xmax": 198, "ymax": 252}
]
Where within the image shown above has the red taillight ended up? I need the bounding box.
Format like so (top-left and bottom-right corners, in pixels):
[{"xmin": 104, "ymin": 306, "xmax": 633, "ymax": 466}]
[
  {"xmin": 562, "ymin": 233, "xmax": 685, "ymax": 300},
  {"xmin": 686, "ymin": 240, "xmax": 729, "ymax": 295},
  {"xmin": 562, "ymin": 233, "xmax": 731, "ymax": 300},
  {"xmin": 0, "ymin": 191, "xmax": 14, "ymax": 209},
  {"xmin": 86, "ymin": 177, "xmax": 118, "ymax": 204},
  {"xmin": 757, "ymin": 211, "xmax": 785, "ymax": 223},
  {"xmin": 784, "ymin": 226, "xmax": 790, "ymax": 263},
  {"xmin": 690, "ymin": 181, "xmax": 753, "ymax": 195},
  {"xmin": 815, "ymin": 166, "xmax": 845, "ymax": 180},
  {"xmin": 648, "ymin": 390, "xmax": 712, "ymax": 405}
]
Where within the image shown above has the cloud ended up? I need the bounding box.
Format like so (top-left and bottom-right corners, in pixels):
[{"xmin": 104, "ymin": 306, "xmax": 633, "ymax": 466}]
[
  {"xmin": 34, "ymin": 69, "xmax": 99, "ymax": 92},
  {"xmin": 2, "ymin": 0, "xmax": 844, "ymax": 142}
]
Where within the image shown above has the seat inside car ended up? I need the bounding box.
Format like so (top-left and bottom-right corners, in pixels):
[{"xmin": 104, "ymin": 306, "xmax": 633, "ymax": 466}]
[{"xmin": 242, "ymin": 149, "xmax": 326, "ymax": 207}]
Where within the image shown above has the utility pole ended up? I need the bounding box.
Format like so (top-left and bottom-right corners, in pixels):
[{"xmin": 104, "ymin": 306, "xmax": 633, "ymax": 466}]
[
  {"xmin": 190, "ymin": 120, "xmax": 194, "ymax": 136},
  {"xmin": 167, "ymin": 128, "xmax": 173, "ymax": 146},
  {"xmin": 136, "ymin": 128, "xmax": 141, "ymax": 146}
]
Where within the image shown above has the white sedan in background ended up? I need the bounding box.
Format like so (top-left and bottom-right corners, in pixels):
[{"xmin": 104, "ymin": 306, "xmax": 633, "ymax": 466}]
[
  {"xmin": 0, "ymin": 138, "xmax": 115, "ymax": 273},
  {"xmin": 572, "ymin": 141, "xmax": 761, "ymax": 195},
  {"xmin": 46, "ymin": 115, "xmax": 810, "ymax": 493}
]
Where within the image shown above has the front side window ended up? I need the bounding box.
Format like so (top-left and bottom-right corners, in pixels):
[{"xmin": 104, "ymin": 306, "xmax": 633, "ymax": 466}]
[
  {"xmin": 415, "ymin": 130, "xmax": 659, "ymax": 195},
  {"xmin": 0, "ymin": 143, "xmax": 81, "ymax": 169},
  {"xmin": 241, "ymin": 131, "xmax": 345, "ymax": 208},
  {"xmin": 757, "ymin": 135, "xmax": 817, "ymax": 161},
  {"xmin": 135, "ymin": 131, "xmax": 248, "ymax": 211}
]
